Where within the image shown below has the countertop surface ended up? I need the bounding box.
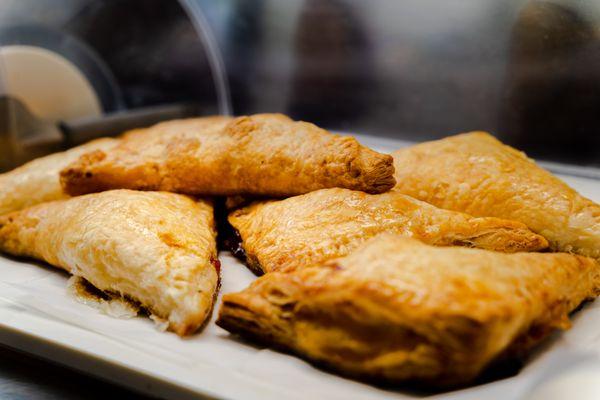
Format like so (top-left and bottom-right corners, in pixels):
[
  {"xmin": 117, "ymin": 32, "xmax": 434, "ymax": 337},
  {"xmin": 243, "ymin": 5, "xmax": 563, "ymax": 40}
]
[{"xmin": 0, "ymin": 345, "xmax": 155, "ymax": 400}]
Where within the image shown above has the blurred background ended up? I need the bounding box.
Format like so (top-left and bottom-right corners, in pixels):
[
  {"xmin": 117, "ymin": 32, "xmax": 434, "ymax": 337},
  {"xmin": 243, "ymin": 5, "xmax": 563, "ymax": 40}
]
[{"xmin": 1, "ymin": 0, "xmax": 599, "ymax": 169}]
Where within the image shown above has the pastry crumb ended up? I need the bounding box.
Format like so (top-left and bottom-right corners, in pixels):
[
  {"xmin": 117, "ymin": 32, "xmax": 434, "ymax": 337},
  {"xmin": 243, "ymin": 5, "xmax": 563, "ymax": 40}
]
[
  {"xmin": 150, "ymin": 314, "xmax": 169, "ymax": 332},
  {"xmin": 66, "ymin": 276, "xmax": 139, "ymax": 319}
]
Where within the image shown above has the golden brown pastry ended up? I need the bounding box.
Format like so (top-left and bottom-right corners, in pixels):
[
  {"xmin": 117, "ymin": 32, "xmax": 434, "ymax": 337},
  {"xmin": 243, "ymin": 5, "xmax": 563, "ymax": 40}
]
[
  {"xmin": 228, "ymin": 188, "xmax": 548, "ymax": 273},
  {"xmin": 0, "ymin": 138, "xmax": 118, "ymax": 215},
  {"xmin": 60, "ymin": 114, "xmax": 395, "ymax": 197},
  {"xmin": 392, "ymin": 132, "xmax": 600, "ymax": 260},
  {"xmin": 0, "ymin": 190, "xmax": 218, "ymax": 336},
  {"xmin": 218, "ymin": 234, "xmax": 600, "ymax": 386}
]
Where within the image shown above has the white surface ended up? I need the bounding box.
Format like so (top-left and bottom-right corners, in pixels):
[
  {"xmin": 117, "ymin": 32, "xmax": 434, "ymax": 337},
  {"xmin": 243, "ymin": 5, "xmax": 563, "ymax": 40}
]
[
  {"xmin": 525, "ymin": 362, "xmax": 600, "ymax": 400},
  {"xmin": 0, "ymin": 45, "xmax": 102, "ymax": 121},
  {"xmin": 0, "ymin": 137, "xmax": 599, "ymax": 400}
]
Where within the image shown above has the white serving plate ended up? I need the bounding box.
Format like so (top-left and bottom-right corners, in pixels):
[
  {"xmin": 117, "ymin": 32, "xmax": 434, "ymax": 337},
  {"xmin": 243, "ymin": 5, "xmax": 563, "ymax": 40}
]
[{"xmin": 1, "ymin": 135, "xmax": 599, "ymax": 400}]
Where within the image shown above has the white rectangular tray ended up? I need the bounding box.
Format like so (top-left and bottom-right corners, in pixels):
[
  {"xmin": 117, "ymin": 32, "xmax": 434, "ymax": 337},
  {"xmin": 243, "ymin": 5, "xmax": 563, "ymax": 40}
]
[{"xmin": 1, "ymin": 136, "xmax": 599, "ymax": 400}]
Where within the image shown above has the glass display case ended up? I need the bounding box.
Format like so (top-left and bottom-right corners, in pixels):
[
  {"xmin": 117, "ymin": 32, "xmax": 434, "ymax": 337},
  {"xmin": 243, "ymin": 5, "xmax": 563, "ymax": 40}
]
[{"xmin": 1, "ymin": 0, "xmax": 599, "ymax": 169}]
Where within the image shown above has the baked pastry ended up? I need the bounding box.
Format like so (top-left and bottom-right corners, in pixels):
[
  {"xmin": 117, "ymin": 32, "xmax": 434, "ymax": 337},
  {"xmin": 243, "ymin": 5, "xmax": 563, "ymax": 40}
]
[
  {"xmin": 228, "ymin": 188, "xmax": 548, "ymax": 273},
  {"xmin": 392, "ymin": 132, "xmax": 600, "ymax": 260},
  {"xmin": 218, "ymin": 234, "xmax": 600, "ymax": 386},
  {"xmin": 60, "ymin": 114, "xmax": 395, "ymax": 197},
  {"xmin": 0, "ymin": 190, "xmax": 218, "ymax": 336},
  {"xmin": 0, "ymin": 138, "xmax": 118, "ymax": 215}
]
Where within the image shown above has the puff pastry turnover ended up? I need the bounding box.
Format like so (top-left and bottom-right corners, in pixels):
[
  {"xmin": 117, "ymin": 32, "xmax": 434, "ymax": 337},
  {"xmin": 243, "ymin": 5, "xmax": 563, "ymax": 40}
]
[
  {"xmin": 392, "ymin": 132, "xmax": 600, "ymax": 260},
  {"xmin": 0, "ymin": 190, "xmax": 218, "ymax": 336},
  {"xmin": 218, "ymin": 234, "xmax": 600, "ymax": 386},
  {"xmin": 228, "ymin": 188, "xmax": 548, "ymax": 273},
  {"xmin": 0, "ymin": 138, "xmax": 117, "ymax": 216},
  {"xmin": 60, "ymin": 114, "xmax": 395, "ymax": 197}
]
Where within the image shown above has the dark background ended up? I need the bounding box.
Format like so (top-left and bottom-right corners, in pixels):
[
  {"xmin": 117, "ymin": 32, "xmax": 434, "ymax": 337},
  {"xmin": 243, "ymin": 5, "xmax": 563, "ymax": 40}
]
[
  {"xmin": 0, "ymin": 345, "xmax": 153, "ymax": 399},
  {"xmin": 199, "ymin": 0, "xmax": 600, "ymax": 166},
  {"xmin": 1, "ymin": 0, "xmax": 599, "ymax": 166}
]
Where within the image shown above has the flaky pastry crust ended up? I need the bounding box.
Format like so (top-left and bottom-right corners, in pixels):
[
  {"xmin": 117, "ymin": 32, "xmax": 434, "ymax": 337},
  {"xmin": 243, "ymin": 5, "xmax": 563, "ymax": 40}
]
[
  {"xmin": 0, "ymin": 190, "xmax": 218, "ymax": 336},
  {"xmin": 0, "ymin": 138, "xmax": 118, "ymax": 215},
  {"xmin": 228, "ymin": 188, "xmax": 548, "ymax": 273},
  {"xmin": 218, "ymin": 235, "xmax": 600, "ymax": 386},
  {"xmin": 392, "ymin": 132, "xmax": 600, "ymax": 260},
  {"xmin": 60, "ymin": 114, "xmax": 395, "ymax": 197}
]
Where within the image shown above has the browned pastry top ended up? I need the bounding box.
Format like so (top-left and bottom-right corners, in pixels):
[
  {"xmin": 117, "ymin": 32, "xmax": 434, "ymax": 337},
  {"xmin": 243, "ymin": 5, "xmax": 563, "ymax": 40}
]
[
  {"xmin": 0, "ymin": 190, "xmax": 218, "ymax": 336},
  {"xmin": 218, "ymin": 234, "xmax": 600, "ymax": 386},
  {"xmin": 229, "ymin": 187, "xmax": 548, "ymax": 273},
  {"xmin": 392, "ymin": 131, "xmax": 600, "ymax": 260},
  {"xmin": 60, "ymin": 114, "xmax": 395, "ymax": 197}
]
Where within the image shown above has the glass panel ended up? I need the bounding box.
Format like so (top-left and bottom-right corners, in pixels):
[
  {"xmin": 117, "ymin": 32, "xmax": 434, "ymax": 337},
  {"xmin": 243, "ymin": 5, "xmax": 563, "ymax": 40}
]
[{"xmin": 197, "ymin": 0, "xmax": 600, "ymax": 167}]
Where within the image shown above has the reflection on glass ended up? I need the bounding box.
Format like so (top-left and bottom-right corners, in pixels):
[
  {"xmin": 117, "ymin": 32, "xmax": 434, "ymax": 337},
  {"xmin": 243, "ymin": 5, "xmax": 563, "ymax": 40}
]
[{"xmin": 200, "ymin": 0, "xmax": 600, "ymax": 166}]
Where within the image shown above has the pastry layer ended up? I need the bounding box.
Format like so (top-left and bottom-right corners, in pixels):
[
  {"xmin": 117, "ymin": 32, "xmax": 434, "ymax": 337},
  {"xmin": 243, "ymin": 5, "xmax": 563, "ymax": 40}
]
[
  {"xmin": 0, "ymin": 138, "xmax": 117, "ymax": 215},
  {"xmin": 218, "ymin": 234, "xmax": 600, "ymax": 386},
  {"xmin": 392, "ymin": 132, "xmax": 600, "ymax": 259},
  {"xmin": 228, "ymin": 188, "xmax": 548, "ymax": 273},
  {"xmin": 0, "ymin": 190, "xmax": 218, "ymax": 336},
  {"xmin": 61, "ymin": 114, "xmax": 395, "ymax": 197}
]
